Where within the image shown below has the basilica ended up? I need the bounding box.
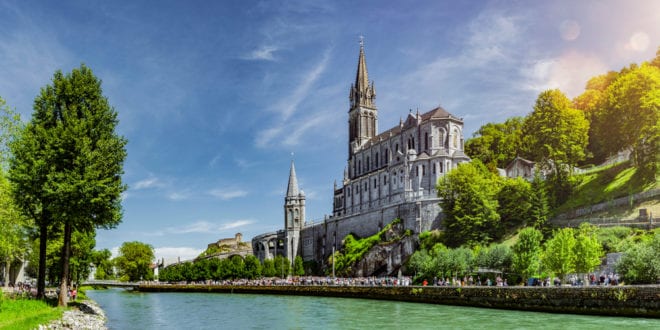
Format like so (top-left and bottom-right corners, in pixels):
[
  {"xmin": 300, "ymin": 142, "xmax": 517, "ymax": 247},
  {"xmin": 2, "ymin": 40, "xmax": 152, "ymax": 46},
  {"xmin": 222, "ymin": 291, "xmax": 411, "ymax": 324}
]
[{"xmin": 252, "ymin": 41, "xmax": 470, "ymax": 273}]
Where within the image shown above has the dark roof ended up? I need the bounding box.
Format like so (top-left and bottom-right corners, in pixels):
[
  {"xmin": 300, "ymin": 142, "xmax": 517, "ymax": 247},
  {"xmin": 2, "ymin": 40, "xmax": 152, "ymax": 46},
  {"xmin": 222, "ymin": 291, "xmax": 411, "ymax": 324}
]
[{"xmin": 362, "ymin": 106, "xmax": 459, "ymax": 147}]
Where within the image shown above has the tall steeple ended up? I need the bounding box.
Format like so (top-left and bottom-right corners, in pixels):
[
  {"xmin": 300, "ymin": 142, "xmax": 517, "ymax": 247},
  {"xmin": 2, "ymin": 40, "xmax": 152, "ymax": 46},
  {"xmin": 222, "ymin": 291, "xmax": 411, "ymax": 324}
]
[
  {"xmin": 284, "ymin": 159, "xmax": 304, "ymax": 268},
  {"xmin": 348, "ymin": 37, "xmax": 378, "ymax": 158},
  {"xmin": 350, "ymin": 37, "xmax": 376, "ymax": 109},
  {"xmin": 286, "ymin": 160, "xmax": 299, "ymax": 197}
]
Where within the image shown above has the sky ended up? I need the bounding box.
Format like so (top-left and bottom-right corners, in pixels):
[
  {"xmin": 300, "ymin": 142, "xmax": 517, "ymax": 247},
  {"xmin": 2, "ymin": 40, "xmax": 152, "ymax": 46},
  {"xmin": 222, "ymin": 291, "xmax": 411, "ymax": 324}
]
[{"xmin": 1, "ymin": 0, "xmax": 658, "ymax": 262}]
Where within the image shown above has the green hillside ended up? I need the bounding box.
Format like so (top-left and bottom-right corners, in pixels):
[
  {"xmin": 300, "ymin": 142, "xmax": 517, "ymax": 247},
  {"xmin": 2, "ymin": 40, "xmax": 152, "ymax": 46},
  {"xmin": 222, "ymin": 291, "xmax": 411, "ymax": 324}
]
[{"xmin": 556, "ymin": 161, "xmax": 658, "ymax": 214}]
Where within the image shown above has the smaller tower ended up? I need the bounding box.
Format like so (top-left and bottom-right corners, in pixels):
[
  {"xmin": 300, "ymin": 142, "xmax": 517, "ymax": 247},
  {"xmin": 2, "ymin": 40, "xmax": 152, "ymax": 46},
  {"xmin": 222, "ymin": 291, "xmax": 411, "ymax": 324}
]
[{"xmin": 284, "ymin": 160, "xmax": 305, "ymax": 268}]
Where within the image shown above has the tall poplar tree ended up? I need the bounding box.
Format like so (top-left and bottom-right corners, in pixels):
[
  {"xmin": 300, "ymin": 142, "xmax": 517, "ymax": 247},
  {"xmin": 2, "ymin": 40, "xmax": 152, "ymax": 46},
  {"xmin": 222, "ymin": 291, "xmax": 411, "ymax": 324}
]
[{"xmin": 9, "ymin": 65, "xmax": 127, "ymax": 304}]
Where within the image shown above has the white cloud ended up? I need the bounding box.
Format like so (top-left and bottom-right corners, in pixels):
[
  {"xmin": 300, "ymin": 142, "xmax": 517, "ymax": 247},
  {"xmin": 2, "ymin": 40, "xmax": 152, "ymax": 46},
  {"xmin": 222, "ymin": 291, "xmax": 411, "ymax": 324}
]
[
  {"xmin": 209, "ymin": 188, "xmax": 248, "ymax": 200},
  {"xmin": 255, "ymin": 49, "xmax": 331, "ymax": 148},
  {"xmin": 167, "ymin": 191, "xmax": 190, "ymax": 201},
  {"xmin": 154, "ymin": 247, "xmax": 204, "ymax": 264},
  {"xmin": 133, "ymin": 176, "xmax": 165, "ymax": 190},
  {"xmin": 625, "ymin": 32, "xmax": 650, "ymax": 52},
  {"xmin": 521, "ymin": 51, "xmax": 608, "ymax": 98},
  {"xmin": 218, "ymin": 219, "xmax": 254, "ymax": 231},
  {"xmin": 243, "ymin": 45, "xmax": 279, "ymax": 61},
  {"xmin": 174, "ymin": 221, "xmax": 216, "ymax": 234}
]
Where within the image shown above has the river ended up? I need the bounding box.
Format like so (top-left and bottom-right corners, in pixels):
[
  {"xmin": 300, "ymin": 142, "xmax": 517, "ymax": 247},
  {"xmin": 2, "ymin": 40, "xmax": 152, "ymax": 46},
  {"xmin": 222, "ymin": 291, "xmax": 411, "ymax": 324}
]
[{"xmin": 87, "ymin": 288, "xmax": 660, "ymax": 329}]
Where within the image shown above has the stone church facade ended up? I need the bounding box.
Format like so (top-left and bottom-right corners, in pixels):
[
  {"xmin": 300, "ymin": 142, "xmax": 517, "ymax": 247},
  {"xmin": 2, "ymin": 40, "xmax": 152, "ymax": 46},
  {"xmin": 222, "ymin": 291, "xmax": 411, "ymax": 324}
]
[{"xmin": 252, "ymin": 42, "xmax": 470, "ymax": 273}]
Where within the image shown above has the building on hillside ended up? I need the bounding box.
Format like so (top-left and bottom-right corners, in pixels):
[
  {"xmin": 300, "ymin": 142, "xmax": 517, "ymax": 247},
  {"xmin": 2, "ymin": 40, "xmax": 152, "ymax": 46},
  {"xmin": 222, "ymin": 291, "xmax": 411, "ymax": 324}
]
[
  {"xmin": 505, "ymin": 156, "xmax": 536, "ymax": 181},
  {"xmin": 252, "ymin": 40, "xmax": 470, "ymax": 273}
]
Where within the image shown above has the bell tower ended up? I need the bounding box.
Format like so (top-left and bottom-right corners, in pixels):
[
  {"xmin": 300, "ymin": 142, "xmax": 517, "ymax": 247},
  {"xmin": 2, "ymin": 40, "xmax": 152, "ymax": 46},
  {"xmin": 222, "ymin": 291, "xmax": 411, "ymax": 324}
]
[
  {"xmin": 348, "ymin": 37, "xmax": 377, "ymax": 156},
  {"xmin": 284, "ymin": 160, "xmax": 305, "ymax": 267}
]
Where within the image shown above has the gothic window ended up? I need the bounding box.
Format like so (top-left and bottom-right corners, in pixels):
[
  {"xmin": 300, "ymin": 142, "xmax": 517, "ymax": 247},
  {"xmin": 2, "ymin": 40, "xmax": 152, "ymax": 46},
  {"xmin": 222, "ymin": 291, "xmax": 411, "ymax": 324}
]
[
  {"xmin": 440, "ymin": 162, "xmax": 444, "ymax": 173},
  {"xmin": 373, "ymin": 178, "xmax": 377, "ymax": 188},
  {"xmin": 422, "ymin": 165, "xmax": 426, "ymax": 176},
  {"xmin": 367, "ymin": 156, "xmax": 370, "ymax": 171},
  {"xmin": 364, "ymin": 182, "xmax": 367, "ymax": 191},
  {"xmin": 452, "ymin": 129, "xmax": 459, "ymax": 148},
  {"xmin": 347, "ymin": 188, "xmax": 351, "ymax": 196},
  {"xmin": 288, "ymin": 210, "xmax": 293, "ymax": 227},
  {"xmin": 375, "ymin": 152, "xmax": 379, "ymax": 167},
  {"xmin": 411, "ymin": 137, "xmax": 415, "ymax": 150},
  {"xmin": 395, "ymin": 143, "xmax": 399, "ymax": 153},
  {"xmin": 384, "ymin": 149, "xmax": 389, "ymax": 164},
  {"xmin": 424, "ymin": 132, "xmax": 428, "ymax": 151},
  {"xmin": 383, "ymin": 175, "xmax": 387, "ymax": 185},
  {"xmin": 432, "ymin": 163, "xmax": 436, "ymax": 174},
  {"xmin": 358, "ymin": 160, "xmax": 361, "ymax": 174}
]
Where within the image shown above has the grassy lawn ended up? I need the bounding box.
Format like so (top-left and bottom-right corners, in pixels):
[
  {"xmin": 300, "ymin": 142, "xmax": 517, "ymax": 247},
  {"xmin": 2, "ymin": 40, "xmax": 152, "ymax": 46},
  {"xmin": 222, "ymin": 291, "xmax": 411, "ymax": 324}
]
[
  {"xmin": 0, "ymin": 296, "xmax": 63, "ymax": 330},
  {"xmin": 557, "ymin": 162, "xmax": 658, "ymax": 213}
]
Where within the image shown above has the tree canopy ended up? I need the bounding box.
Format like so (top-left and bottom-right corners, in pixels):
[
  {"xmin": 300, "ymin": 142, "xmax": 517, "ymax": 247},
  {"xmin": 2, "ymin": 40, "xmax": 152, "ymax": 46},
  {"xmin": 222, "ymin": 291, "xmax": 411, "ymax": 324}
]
[{"xmin": 114, "ymin": 241, "xmax": 155, "ymax": 282}]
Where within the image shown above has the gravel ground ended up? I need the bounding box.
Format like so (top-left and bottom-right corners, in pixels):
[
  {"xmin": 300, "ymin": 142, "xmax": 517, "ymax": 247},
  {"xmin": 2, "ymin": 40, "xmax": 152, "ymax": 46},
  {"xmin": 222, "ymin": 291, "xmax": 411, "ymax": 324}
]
[{"xmin": 38, "ymin": 300, "xmax": 107, "ymax": 330}]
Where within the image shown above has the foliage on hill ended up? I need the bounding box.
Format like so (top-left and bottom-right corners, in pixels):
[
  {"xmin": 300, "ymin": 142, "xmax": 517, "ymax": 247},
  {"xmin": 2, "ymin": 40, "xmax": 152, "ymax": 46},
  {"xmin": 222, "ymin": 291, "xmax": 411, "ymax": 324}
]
[
  {"xmin": 556, "ymin": 161, "xmax": 657, "ymax": 213},
  {"xmin": 327, "ymin": 219, "xmax": 412, "ymax": 276}
]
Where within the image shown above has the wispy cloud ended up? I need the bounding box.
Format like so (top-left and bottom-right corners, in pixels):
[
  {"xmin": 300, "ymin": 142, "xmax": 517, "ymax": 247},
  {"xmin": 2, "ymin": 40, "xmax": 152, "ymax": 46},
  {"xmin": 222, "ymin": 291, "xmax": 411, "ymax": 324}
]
[
  {"xmin": 218, "ymin": 219, "xmax": 254, "ymax": 231},
  {"xmin": 209, "ymin": 188, "xmax": 248, "ymax": 200},
  {"xmin": 243, "ymin": 45, "xmax": 279, "ymax": 61},
  {"xmin": 133, "ymin": 176, "xmax": 165, "ymax": 190},
  {"xmin": 255, "ymin": 49, "xmax": 331, "ymax": 148},
  {"xmin": 167, "ymin": 191, "xmax": 190, "ymax": 201},
  {"xmin": 175, "ymin": 221, "xmax": 216, "ymax": 234}
]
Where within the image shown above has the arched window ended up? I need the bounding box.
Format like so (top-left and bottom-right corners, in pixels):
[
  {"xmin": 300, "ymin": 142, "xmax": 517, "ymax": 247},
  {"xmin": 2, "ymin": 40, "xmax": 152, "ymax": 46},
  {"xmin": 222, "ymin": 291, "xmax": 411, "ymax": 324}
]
[
  {"xmin": 395, "ymin": 143, "xmax": 399, "ymax": 153},
  {"xmin": 366, "ymin": 156, "xmax": 370, "ymax": 171},
  {"xmin": 358, "ymin": 160, "xmax": 361, "ymax": 174},
  {"xmin": 425, "ymin": 132, "xmax": 428, "ymax": 150},
  {"xmin": 384, "ymin": 149, "xmax": 389, "ymax": 164},
  {"xmin": 375, "ymin": 152, "xmax": 379, "ymax": 167}
]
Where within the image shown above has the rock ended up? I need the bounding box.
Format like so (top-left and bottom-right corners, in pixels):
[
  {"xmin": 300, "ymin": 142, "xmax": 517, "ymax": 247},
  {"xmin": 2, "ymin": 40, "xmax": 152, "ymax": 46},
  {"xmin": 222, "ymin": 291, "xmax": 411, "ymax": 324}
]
[{"xmin": 39, "ymin": 300, "xmax": 107, "ymax": 330}]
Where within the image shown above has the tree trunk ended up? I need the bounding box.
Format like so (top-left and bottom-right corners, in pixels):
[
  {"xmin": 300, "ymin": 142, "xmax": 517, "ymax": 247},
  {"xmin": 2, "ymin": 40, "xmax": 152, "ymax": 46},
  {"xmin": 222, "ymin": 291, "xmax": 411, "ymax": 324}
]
[
  {"xmin": 3, "ymin": 259, "xmax": 10, "ymax": 288},
  {"xmin": 36, "ymin": 220, "xmax": 48, "ymax": 299},
  {"xmin": 57, "ymin": 222, "xmax": 72, "ymax": 307}
]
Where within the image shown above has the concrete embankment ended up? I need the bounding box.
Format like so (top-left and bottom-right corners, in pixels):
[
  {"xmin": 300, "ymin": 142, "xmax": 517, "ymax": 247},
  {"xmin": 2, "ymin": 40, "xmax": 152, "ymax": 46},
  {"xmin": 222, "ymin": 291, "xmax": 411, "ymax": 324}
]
[{"xmin": 136, "ymin": 284, "xmax": 660, "ymax": 318}]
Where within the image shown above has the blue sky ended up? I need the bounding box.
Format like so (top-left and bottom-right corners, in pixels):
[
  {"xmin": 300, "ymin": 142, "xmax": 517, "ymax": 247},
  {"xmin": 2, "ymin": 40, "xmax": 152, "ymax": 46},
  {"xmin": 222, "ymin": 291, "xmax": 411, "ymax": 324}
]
[{"xmin": 1, "ymin": 0, "xmax": 658, "ymax": 262}]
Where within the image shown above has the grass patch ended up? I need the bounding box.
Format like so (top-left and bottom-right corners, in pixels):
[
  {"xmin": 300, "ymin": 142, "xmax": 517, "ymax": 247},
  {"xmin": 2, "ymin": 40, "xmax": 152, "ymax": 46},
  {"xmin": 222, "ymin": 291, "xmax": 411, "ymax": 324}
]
[
  {"xmin": 0, "ymin": 297, "xmax": 63, "ymax": 329},
  {"xmin": 557, "ymin": 162, "xmax": 657, "ymax": 213}
]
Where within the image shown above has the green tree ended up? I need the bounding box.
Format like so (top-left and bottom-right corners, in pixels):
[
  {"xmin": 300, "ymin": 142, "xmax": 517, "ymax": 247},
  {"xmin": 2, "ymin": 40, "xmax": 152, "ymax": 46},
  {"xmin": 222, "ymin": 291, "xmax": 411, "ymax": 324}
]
[
  {"xmin": 90, "ymin": 249, "xmax": 114, "ymax": 280},
  {"xmin": 573, "ymin": 223, "xmax": 603, "ymax": 275},
  {"xmin": 437, "ymin": 161, "xmax": 501, "ymax": 247},
  {"xmin": 476, "ymin": 244, "xmax": 512, "ymax": 272},
  {"xmin": 616, "ymin": 232, "xmax": 660, "ymax": 284},
  {"xmin": 528, "ymin": 173, "xmax": 549, "ymax": 228},
  {"xmin": 542, "ymin": 228, "xmax": 576, "ymax": 282},
  {"xmin": 293, "ymin": 255, "xmax": 304, "ymax": 276},
  {"xmin": 262, "ymin": 258, "xmax": 276, "ymax": 277},
  {"xmin": 496, "ymin": 177, "xmax": 532, "ymax": 233},
  {"xmin": 522, "ymin": 89, "xmax": 589, "ymax": 206},
  {"xmin": 0, "ymin": 171, "xmax": 30, "ymax": 288},
  {"xmin": 9, "ymin": 65, "xmax": 127, "ymax": 304},
  {"xmin": 511, "ymin": 227, "xmax": 543, "ymax": 283},
  {"xmin": 114, "ymin": 241, "xmax": 155, "ymax": 282},
  {"xmin": 273, "ymin": 255, "xmax": 290, "ymax": 278},
  {"xmin": 244, "ymin": 255, "xmax": 262, "ymax": 279},
  {"xmin": 465, "ymin": 117, "xmax": 524, "ymax": 169}
]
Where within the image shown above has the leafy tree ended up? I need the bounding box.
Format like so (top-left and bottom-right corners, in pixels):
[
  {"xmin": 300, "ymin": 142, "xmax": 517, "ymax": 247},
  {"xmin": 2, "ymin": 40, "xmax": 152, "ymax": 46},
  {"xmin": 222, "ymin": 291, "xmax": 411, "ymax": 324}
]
[
  {"xmin": 476, "ymin": 244, "xmax": 512, "ymax": 272},
  {"xmin": 616, "ymin": 232, "xmax": 660, "ymax": 284},
  {"xmin": 114, "ymin": 241, "xmax": 155, "ymax": 282},
  {"xmin": 522, "ymin": 89, "xmax": 589, "ymax": 206},
  {"xmin": 0, "ymin": 171, "xmax": 30, "ymax": 288},
  {"xmin": 9, "ymin": 65, "xmax": 127, "ymax": 304},
  {"xmin": 293, "ymin": 255, "xmax": 304, "ymax": 276},
  {"xmin": 573, "ymin": 223, "xmax": 603, "ymax": 275},
  {"xmin": 437, "ymin": 161, "xmax": 501, "ymax": 247},
  {"xmin": 496, "ymin": 177, "xmax": 532, "ymax": 233},
  {"xmin": 244, "ymin": 255, "xmax": 262, "ymax": 279},
  {"xmin": 273, "ymin": 255, "xmax": 290, "ymax": 278},
  {"xmin": 511, "ymin": 227, "xmax": 542, "ymax": 283},
  {"xmin": 91, "ymin": 249, "xmax": 114, "ymax": 280},
  {"xmin": 542, "ymin": 228, "xmax": 576, "ymax": 281},
  {"xmin": 528, "ymin": 173, "xmax": 549, "ymax": 228},
  {"xmin": 599, "ymin": 64, "xmax": 659, "ymax": 181},
  {"xmin": 262, "ymin": 258, "xmax": 276, "ymax": 277},
  {"xmin": 408, "ymin": 248, "xmax": 434, "ymax": 281},
  {"xmin": 464, "ymin": 117, "xmax": 524, "ymax": 168}
]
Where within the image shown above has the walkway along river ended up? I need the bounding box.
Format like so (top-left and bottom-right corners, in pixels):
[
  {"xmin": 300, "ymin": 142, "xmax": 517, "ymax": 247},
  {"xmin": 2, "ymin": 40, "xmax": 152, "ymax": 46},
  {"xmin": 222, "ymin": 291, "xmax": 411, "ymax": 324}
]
[{"xmin": 86, "ymin": 286, "xmax": 660, "ymax": 329}]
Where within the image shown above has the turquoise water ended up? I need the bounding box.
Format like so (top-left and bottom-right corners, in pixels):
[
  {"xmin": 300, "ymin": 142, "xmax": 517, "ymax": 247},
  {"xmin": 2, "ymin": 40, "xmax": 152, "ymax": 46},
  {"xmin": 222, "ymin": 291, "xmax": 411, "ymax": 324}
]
[{"xmin": 87, "ymin": 288, "xmax": 660, "ymax": 329}]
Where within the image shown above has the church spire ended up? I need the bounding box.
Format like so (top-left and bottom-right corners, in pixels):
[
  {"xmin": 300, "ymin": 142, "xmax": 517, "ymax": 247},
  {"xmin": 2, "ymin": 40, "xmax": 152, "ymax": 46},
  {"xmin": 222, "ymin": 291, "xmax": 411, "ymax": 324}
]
[
  {"xmin": 350, "ymin": 36, "xmax": 376, "ymax": 109},
  {"xmin": 286, "ymin": 160, "xmax": 299, "ymax": 197}
]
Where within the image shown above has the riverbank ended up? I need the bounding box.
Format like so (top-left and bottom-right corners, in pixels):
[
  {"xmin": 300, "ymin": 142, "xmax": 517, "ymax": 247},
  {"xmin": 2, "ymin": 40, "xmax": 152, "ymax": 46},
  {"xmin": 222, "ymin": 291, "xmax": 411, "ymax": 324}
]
[
  {"xmin": 38, "ymin": 300, "xmax": 107, "ymax": 330},
  {"xmin": 136, "ymin": 284, "xmax": 660, "ymax": 318}
]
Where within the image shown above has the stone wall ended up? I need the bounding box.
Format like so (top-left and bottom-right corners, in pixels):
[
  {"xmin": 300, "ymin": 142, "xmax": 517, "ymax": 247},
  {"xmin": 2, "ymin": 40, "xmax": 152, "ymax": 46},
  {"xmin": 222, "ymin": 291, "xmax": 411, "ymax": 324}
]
[
  {"xmin": 300, "ymin": 198, "xmax": 443, "ymax": 267},
  {"xmin": 137, "ymin": 284, "xmax": 660, "ymax": 318}
]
